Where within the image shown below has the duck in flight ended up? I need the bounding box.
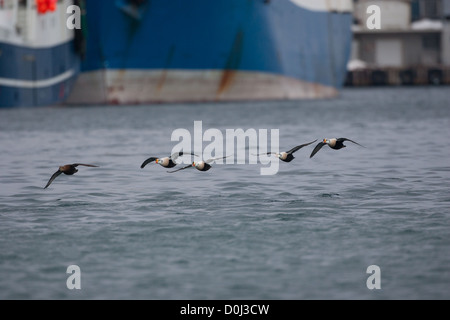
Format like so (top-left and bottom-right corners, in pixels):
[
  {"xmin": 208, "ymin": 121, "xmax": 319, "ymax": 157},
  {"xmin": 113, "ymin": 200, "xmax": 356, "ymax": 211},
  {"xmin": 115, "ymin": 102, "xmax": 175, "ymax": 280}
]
[
  {"xmin": 254, "ymin": 140, "xmax": 317, "ymax": 162},
  {"xmin": 44, "ymin": 163, "xmax": 99, "ymax": 189},
  {"xmin": 167, "ymin": 156, "xmax": 231, "ymax": 173},
  {"xmin": 140, "ymin": 152, "xmax": 197, "ymax": 169},
  {"xmin": 310, "ymin": 138, "xmax": 365, "ymax": 158}
]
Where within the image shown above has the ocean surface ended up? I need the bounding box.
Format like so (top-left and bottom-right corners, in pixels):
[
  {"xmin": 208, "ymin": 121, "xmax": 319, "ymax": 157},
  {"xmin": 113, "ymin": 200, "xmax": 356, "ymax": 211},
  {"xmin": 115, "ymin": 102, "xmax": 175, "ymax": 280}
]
[{"xmin": 0, "ymin": 87, "xmax": 449, "ymax": 300}]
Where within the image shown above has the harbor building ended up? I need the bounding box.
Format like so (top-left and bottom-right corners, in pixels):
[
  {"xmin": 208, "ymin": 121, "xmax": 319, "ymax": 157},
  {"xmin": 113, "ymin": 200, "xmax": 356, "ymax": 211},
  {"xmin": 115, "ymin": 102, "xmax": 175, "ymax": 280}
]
[{"xmin": 346, "ymin": 0, "xmax": 450, "ymax": 86}]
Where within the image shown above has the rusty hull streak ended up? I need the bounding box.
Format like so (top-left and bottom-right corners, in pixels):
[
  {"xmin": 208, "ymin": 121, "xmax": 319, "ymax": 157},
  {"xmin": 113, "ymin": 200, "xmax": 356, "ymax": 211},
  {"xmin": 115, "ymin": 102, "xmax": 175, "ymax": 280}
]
[
  {"xmin": 157, "ymin": 70, "xmax": 169, "ymax": 92},
  {"xmin": 217, "ymin": 29, "xmax": 244, "ymax": 98},
  {"xmin": 312, "ymin": 82, "xmax": 321, "ymax": 98},
  {"xmin": 217, "ymin": 69, "xmax": 238, "ymax": 98},
  {"xmin": 157, "ymin": 45, "xmax": 176, "ymax": 92}
]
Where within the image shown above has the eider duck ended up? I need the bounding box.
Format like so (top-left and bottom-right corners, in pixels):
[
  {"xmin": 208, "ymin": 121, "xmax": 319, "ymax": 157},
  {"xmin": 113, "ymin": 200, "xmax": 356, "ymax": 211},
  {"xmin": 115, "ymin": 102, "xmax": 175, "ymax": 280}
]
[
  {"xmin": 256, "ymin": 140, "xmax": 317, "ymax": 162},
  {"xmin": 44, "ymin": 164, "xmax": 99, "ymax": 189},
  {"xmin": 310, "ymin": 138, "xmax": 365, "ymax": 158},
  {"xmin": 140, "ymin": 152, "xmax": 197, "ymax": 169},
  {"xmin": 167, "ymin": 156, "xmax": 230, "ymax": 173}
]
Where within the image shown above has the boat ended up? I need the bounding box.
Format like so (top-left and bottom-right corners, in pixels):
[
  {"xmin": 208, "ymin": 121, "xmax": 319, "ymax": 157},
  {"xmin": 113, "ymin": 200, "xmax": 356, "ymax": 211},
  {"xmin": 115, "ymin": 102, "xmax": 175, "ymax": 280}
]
[
  {"xmin": 0, "ymin": 0, "xmax": 80, "ymax": 108},
  {"xmin": 66, "ymin": 0, "xmax": 354, "ymax": 105}
]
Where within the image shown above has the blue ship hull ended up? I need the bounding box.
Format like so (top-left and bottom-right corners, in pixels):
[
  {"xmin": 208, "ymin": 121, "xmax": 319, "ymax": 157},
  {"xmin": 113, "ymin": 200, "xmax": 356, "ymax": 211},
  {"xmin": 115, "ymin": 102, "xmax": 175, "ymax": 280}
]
[
  {"xmin": 0, "ymin": 0, "xmax": 80, "ymax": 108},
  {"xmin": 67, "ymin": 0, "xmax": 354, "ymax": 104},
  {"xmin": 0, "ymin": 41, "xmax": 79, "ymax": 108}
]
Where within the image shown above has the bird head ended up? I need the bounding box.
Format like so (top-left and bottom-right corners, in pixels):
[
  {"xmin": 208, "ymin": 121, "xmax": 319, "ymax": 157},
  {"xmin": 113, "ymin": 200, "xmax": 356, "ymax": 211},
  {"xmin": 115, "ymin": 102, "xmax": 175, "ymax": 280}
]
[
  {"xmin": 323, "ymin": 139, "xmax": 329, "ymax": 144},
  {"xmin": 155, "ymin": 158, "xmax": 160, "ymax": 164},
  {"xmin": 194, "ymin": 161, "xmax": 205, "ymax": 169}
]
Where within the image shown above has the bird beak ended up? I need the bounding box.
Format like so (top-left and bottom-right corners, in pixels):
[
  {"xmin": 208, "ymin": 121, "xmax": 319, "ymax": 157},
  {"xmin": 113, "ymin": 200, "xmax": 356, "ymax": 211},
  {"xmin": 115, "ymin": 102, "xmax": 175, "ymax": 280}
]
[
  {"xmin": 155, "ymin": 159, "xmax": 159, "ymax": 164},
  {"xmin": 192, "ymin": 162, "xmax": 195, "ymax": 166},
  {"xmin": 323, "ymin": 139, "xmax": 327, "ymax": 143}
]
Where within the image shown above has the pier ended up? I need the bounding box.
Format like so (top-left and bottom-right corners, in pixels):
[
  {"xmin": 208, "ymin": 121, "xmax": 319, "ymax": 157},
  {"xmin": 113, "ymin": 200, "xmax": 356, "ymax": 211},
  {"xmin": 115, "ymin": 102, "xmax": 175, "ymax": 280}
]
[{"xmin": 345, "ymin": 65, "xmax": 450, "ymax": 86}]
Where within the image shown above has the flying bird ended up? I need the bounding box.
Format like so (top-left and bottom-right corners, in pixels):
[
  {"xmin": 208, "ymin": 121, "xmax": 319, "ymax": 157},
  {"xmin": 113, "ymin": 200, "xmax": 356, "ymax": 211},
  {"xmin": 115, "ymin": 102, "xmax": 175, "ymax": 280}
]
[
  {"xmin": 44, "ymin": 164, "xmax": 99, "ymax": 189},
  {"xmin": 254, "ymin": 140, "xmax": 317, "ymax": 162},
  {"xmin": 167, "ymin": 156, "xmax": 231, "ymax": 173},
  {"xmin": 310, "ymin": 138, "xmax": 365, "ymax": 158},
  {"xmin": 140, "ymin": 152, "xmax": 197, "ymax": 169}
]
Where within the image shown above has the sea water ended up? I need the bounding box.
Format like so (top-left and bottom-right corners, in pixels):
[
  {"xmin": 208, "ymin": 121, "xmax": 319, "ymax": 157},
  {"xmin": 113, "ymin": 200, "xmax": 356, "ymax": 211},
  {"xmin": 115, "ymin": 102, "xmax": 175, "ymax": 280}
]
[{"xmin": 0, "ymin": 87, "xmax": 449, "ymax": 300}]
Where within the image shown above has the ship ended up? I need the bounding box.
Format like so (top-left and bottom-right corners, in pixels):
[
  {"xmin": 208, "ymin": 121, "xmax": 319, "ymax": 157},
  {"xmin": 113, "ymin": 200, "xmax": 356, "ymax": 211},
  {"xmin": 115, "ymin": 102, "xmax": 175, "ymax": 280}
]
[
  {"xmin": 0, "ymin": 0, "xmax": 80, "ymax": 108},
  {"xmin": 66, "ymin": 0, "xmax": 354, "ymax": 105}
]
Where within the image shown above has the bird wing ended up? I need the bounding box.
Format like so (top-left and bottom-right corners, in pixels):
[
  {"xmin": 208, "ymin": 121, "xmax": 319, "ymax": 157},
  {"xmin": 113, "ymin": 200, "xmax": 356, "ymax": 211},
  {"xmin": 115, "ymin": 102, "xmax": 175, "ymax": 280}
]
[
  {"xmin": 44, "ymin": 170, "xmax": 62, "ymax": 189},
  {"xmin": 140, "ymin": 157, "xmax": 158, "ymax": 169},
  {"xmin": 338, "ymin": 138, "xmax": 366, "ymax": 148},
  {"xmin": 310, "ymin": 142, "xmax": 326, "ymax": 158},
  {"xmin": 167, "ymin": 164, "xmax": 193, "ymax": 173},
  {"xmin": 206, "ymin": 155, "xmax": 232, "ymax": 164},
  {"xmin": 170, "ymin": 152, "xmax": 198, "ymax": 161},
  {"xmin": 73, "ymin": 164, "xmax": 99, "ymax": 167},
  {"xmin": 252, "ymin": 152, "xmax": 276, "ymax": 156},
  {"xmin": 286, "ymin": 139, "xmax": 318, "ymax": 154}
]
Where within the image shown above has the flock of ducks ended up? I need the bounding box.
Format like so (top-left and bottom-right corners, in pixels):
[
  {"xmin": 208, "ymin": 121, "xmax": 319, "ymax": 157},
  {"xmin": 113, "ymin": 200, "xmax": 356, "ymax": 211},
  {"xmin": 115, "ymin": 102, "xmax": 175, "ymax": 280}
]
[{"xmin": 43, "ymin": 137, "xmax": 365, "ymax": 189}]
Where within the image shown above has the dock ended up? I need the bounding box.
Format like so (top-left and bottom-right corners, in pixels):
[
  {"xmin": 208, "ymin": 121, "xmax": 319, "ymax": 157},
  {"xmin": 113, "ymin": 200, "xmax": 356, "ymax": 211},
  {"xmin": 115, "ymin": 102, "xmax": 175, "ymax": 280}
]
[{"xmin": 345, "ymin": 66, "xmax": 450, "ymax": 86}]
